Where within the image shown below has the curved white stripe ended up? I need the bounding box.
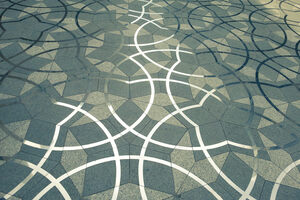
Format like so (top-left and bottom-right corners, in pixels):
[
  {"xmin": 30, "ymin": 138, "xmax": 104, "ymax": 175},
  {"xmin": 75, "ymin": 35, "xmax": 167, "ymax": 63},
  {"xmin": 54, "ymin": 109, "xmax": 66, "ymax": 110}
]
[
  {"xmin": 34, "ymin": 155, "xmax": 222, "ymax": 200},
  {"xmin": 271, "ymin": 160, "xmax": 300, "ymax": 200},
  {"xmin": 24, "ymin": 100, "xmax": 259, "ymax": 154},
  {"xmin": 130, "ymin": 0, "xmax": 153, "ymax": 24},
  {"xmin": 54, "ymin": 102, "xmax": 121, "ymax": 200},
  {"xmin": 129, "ymin": 14, "xmax": 167, "ymax": 30},
  {"xmin": 117, "ymin": 48, "xmax": 200, "ymax": 78},
  {"xmin": 138, "ymin": 0, "xmax": 162, "ymax": 7},
  {"xmin": 239, "ymin": 149, "xmax": 258, "ymax": 200},
  {"xmin": 14, "ymin": 159, "xmax": 71, "ymax": 199},
  {"xmin": 24, "ymin": 135, "xmax": 254, "ymax": 151},
  {"xmin": 125, "ymin": 78, "xmax": 220, "ymax": 101},
  {"xmin": 139, "ymin": 44, "xmax": 183, "ymax": 200},
  {"xmin": 164, "ymin": 44, "xmax": 256, "ymax": 199},
  {"xmin": 126, "ymin": 34, "xmax": 174, "ymax": 47},
  {"xmin": 4, "ymin": 103, "xmax": 83, "ymax": 200},
  {"xmin": 129, "ymin": 9, "xmax": 163, "ymax": 15}
]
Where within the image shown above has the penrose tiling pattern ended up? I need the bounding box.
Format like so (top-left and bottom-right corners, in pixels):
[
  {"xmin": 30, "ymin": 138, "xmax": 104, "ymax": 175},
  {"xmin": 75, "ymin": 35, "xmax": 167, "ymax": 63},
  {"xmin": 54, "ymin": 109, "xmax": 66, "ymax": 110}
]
[{"xmin": 0, "ymin": 0, "xmax": 300, "ymax": 199}]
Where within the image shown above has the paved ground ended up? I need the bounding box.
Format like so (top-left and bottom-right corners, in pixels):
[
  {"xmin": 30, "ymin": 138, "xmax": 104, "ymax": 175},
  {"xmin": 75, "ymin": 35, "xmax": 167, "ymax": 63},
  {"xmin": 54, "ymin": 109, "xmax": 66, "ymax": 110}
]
[{"xmin": 0, "ymin": 0, "xmax": 300, "ymax": 199}]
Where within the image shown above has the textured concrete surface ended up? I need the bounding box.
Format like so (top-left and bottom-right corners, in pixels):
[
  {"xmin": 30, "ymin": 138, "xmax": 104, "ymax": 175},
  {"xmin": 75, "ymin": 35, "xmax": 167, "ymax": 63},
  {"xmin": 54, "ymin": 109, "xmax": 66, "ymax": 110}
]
[{"xmin": 0, "ymin": 0, "xmax": 300, "ymax": 199}]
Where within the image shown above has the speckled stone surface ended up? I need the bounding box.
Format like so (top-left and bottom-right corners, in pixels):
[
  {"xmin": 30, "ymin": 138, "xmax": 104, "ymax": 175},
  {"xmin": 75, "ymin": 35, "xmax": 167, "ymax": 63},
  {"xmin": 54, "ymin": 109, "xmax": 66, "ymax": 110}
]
[{"xmin": 0, "ymin": 0, "xmax": 300, "ymax": 199}]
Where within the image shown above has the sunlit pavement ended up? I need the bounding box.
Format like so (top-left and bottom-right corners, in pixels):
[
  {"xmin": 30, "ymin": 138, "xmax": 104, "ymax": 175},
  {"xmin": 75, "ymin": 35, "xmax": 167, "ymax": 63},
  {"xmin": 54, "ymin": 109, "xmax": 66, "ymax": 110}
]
[{"xmin": 0, "ymin": 0, "xmax": 300, "ymax": 199}]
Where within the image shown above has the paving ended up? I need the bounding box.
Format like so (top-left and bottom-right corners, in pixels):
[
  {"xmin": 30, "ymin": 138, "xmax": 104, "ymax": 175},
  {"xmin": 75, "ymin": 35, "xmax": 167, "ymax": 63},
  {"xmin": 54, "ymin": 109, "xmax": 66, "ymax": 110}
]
[{"xmin": 0, "ymin": 0, "xmax": 300, "ymax": 199}]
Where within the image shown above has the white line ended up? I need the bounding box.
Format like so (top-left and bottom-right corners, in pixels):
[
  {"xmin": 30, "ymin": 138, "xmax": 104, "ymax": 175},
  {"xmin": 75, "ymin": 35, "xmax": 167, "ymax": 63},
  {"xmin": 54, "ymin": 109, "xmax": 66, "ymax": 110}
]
[
  {"xmin": 130, "ymin": 0, "xmax": 153, "ymax": 24},
  {"xmin": 54, "ymin": 102, "xmax": 121, "ymax": 200},
  {"xmin": 129, "ymin": 9, "xmax": 163, "ymax": 15},
  {"xmin": 23, "ymin": 102, "xmax": 260, "ymax": 154},
  {"xmin": 126, "ymin": 34, "xmax": 174, "ymax": 46},
  {"xmin": 24, "ymin": 134, "xmax": 254, "ymax": 151},
  {"xmin": 127, "ymin": 18, "xmax": 205, "ymax": 78},
  {"xmin": 116, "ymin": 48, "xmax": 201, "ymax": 78},
  {"xmin": 14, "ymin": 159, "xmax": 71, "ymax": 199},
  {"xmin": 33, "ymin": 155, "xmax": 222, "ymax": 200},
  {"xmin": 4, "ymin": 102, "xmax": 83, "ymax": 200},
  {"xmin": 138, "ymin": 0, "xmax": 162, "ymax": 7},
  {"xmin": 271, "ymin": 160, "xmax": 300, "ymax": 200},
  {"xmin": 164, "ymin": 44, "xmax": 256, "ymax": 199},
  {"xmin": 129, "ymin": 14, "xmax": 168, "ymax": 30},
  {"xmin": 125, "ymin": 78, "xmax": 220, "ymax": 101},
  {"xmin": 239, "ymin": 149, "xmax": 258, "ymax": 200}
]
